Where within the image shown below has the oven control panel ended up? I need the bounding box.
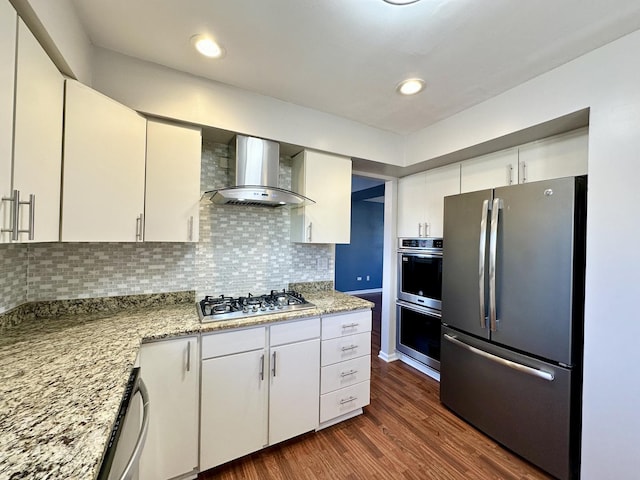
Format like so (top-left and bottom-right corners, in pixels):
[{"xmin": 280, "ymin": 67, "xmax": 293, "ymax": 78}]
[{"xmin": 398, "ymin": 237, "xmax": 443, "ymax": 250}]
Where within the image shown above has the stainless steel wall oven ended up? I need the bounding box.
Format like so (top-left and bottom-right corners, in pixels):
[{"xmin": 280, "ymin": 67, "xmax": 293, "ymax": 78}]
[
  {"xmin": 397, "ymin": 237, "xmax": 443, "ymax": 310},
  {"xmin": 396, "ymin": 237, "xmax": 443, "ymax": 370}
]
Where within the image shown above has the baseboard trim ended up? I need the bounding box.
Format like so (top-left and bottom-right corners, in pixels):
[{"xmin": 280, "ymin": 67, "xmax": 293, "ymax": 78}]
[
  {"xmin": 396, "ymin": 352, "xmax": 441, "ymax": 382},
  {"xmin": 378, "ymin": 350, "xmax": 399, "ymax": 363},
  {"xmin": 341, "ymin": 288, "xmax": 383, "ymax": 295},
  {"xmin": 316, "ymin": 408, "xmax": 364, "ymax": 431}
]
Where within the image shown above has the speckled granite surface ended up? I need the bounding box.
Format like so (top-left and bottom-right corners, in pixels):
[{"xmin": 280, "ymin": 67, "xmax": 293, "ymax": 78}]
[{"xmin": 0, "ymin": 290, "xmax": 371, "ymax": 479}]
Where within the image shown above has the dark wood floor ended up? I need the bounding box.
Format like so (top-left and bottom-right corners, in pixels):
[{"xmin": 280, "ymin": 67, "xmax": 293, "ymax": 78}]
[{"xmin": 199, "ymin": 292, "xmax": 550, "ymax": 479}]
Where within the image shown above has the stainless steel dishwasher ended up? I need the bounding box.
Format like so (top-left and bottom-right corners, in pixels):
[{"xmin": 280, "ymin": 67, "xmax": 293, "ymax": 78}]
[{"xmin": 96, "ymin": 367, "xmax": 150, "ymax": 480}]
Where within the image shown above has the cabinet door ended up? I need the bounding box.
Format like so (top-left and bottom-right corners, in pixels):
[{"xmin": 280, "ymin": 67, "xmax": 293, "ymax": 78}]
[
  {"xmin": 0, "ymin": 2, "xmax": 16, "ymax": 243},
  {"xmin": 269, "ymin": 338, "xmax": 320, "ymax": 445},
  {"xmin": 461, "ymin": 148, "xmax": 518, "ymax": 193},
  {"xmin": 200, "ymin": 349, "xmax": 268, "ymax": 470},
  {"xmin": 291, "ymin": 150, "xmax": 351, "ymax": 244},
  {"xmin": 144, "ymin": 119, "xmax": 201, "ymax": 242},
  {"xmin": 423, "ymin": 163, "xmax": 461, "ymax": 238},
  {"xmin": 139, "ymin": 337, "xmax": 199, "ymax": 480},
  {"xmin": 397, "ymin": 172, "xmax": 426, "ymax": 238},
  {"xmin": 12, "ymin": 19, "xmax": 63, "ymax": 242},
  {"xmin": 62, "ymin": 80, "xmax": 146, "ymax": 241},
  {"xmin": 518, "ymin": 128, "xmax": 588, "ymax": 183}
]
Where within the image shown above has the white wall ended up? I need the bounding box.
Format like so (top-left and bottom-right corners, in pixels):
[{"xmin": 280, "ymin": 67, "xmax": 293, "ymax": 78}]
[
  {"xmin": 90, "ymin": 48, "xmax": 405, "ymax": 166},
  {"xmin": 12, "ymin": 0, "xmax": 93, "ymax": 84},
  {"xmin": 406, "ymin": 29, "xmax": 640, "ymax": 479}
]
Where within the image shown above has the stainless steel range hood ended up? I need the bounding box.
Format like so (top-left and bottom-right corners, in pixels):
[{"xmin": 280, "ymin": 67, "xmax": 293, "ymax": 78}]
[{"xmin": 204, "ymin": 135, "xmax": 314, "ymax": 207}]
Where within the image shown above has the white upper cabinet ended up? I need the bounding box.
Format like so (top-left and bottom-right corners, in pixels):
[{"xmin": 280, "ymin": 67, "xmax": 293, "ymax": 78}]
[
  {"xmin": 397, "ymin": 172, "xmax": 427, "ymax": 238},
  {"xmin": 397, "ymin": 164, "xmax": 461, "ymax": 238},
  {"xmin": 62, "ymin": 80, "xmax": 146, "ymax": 242},
  {"xmin": 518, "ymin": 127, "xmax": 588, "ymax": 183},
  {"xmin": 0, "ymin": 2, "xmax": 16, "ymax": 243},
  {"xmin": 291, "ymin": 150, "xmax": 352, "ymax": 244},
  {"xmin": 461, "ymin": 148, "xmax": 518, "ymax": 193},
  {"xmin": 458, "ymin": 128, "xmax": 588, "ymax": 195},
  {"xmin": 9, "ymin": 19, "xmax": 64, "ymax": 243},
  {"xmin": 422, "ymin": 164, "xmax": 461, "ymax": 238},
  {"xmin": 144, "ymin": 119, "xmax": 202, "ymax": 242}
]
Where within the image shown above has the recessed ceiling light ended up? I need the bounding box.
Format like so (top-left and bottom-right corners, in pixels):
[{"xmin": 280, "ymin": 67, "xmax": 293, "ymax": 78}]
[
  {"xmin": 396, "ymin": 78, "xmax": 425, "ymax": 95},
  {"xmin": 191, "ymin": 34, "xmax": 225, "ymax": 58},
  {"xmin": 383, "ymin": 0, "xmax": 421, "ymax": 4}
]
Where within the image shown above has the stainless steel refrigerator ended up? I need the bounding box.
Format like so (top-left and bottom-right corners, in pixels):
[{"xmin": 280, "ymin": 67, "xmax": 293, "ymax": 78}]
[{"xmin": 440, "ymin": 176, "xmax": 587, "ymax": 480}]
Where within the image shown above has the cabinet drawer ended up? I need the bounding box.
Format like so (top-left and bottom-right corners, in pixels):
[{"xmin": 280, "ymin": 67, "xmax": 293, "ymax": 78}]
[
  {"xmin": 202, "ymin": 327, "xmax": 266, "ymax": 359},
  {"xmin": 321, "ymin": 310, "xmax": 372, "ymax": 340},
  {"xmin": 321, "ymin": 355, "xmax": 371, "ymax": 395},
  {"xmin": 320, "ymin": 380, "xmax": 370, "ymax": 423},
  {"xmin": 270, "ymin": 317, "xmax": 320, "ymax": 347},
  {"xmin": 321, "ymin": 332, "xmax": 371, "ymax": 367}
]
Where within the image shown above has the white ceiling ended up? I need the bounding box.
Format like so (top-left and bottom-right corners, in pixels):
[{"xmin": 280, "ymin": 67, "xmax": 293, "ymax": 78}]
[{"xmin": 70, "ymin": 0, "xmax": 640, "ymax": 135}]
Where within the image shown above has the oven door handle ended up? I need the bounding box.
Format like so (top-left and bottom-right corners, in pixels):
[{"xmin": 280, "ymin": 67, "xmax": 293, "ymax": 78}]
[
  {"xmin": 396, "ymin": 300, "xmax": 441, "ymax": 318},
  {"xmin": 479, "ymin": 199, "xmax": 490, "ymax": 329}
]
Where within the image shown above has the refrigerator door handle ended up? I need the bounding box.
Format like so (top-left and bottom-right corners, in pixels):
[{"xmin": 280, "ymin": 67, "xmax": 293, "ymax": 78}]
[
  {"xmin": 443, "ymin": 334, "xmax": 555, "ymax": 381},
  {"xmin": 479, "ymin": 199, "xmax": 490, "ymax": 329},
  {"xmin": 489, "ymin": 197, "xmax": 502, "ymax": 332}
]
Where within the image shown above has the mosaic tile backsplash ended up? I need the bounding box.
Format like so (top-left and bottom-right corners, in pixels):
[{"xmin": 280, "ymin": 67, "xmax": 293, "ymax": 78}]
[
  {"xmin": 0, "ymin": 244, "xmax": 28, "ymax": 313},
  {"xmin": 0, "ymin": 140, "xmax": 333, "ymax": 313}
]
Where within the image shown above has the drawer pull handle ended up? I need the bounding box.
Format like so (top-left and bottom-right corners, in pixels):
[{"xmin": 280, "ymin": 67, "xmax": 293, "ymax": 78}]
[
  {"xmin": 342, "ymin": 323, "xmax": 359, "ymax": 329},
  {"xmin": 340, "ymin": 396, "xmax": 357, "ymax": 405},
  {"xmin": 340, "ymin": 369, "xmax": 358, "ymax": 378},
  {"xmin": 341, "ymin": 345, "xmax": 358, "ymax": 352}
]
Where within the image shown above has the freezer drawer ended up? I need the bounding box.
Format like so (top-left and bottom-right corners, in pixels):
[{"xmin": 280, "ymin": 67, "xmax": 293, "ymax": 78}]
[{"xmin": 440, "ymin": 327, "xmax": 577, "ymax": 480}]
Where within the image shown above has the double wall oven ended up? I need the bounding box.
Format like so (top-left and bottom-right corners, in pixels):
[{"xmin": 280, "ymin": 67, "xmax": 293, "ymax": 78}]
[{"xmin": 396, "ymin": 237, "xmax": 443, "ymax": 371}]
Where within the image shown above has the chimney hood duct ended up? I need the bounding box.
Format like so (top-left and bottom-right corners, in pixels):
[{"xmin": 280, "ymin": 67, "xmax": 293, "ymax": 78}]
[{"xmin": 204, "ymin": 135, "xmax": 314, "ymax": 207}]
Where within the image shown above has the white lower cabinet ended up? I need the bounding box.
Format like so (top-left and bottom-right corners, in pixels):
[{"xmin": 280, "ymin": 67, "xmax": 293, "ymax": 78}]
[
  {"xmin": 269, "ymin": 338, "xmax": 320, "ymax": 445},
  {"xmin": 139, "ymin": 336, "xmax": 199, "ymax": 480},
  {"xmin": 200, "ymin": 346, "xmax": 268, "ymax": 469},
  {"xmin": 320, "ymin": 309, "xmax": 372, "ymax": 426},
  {"xmin": 200, "ymin": 317, "xmax": 320, "ymax": 471}
]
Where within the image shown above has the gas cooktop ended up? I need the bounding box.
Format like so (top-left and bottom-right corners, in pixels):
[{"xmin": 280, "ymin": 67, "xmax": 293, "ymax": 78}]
[{"xmin": 198, "ymin": 289, "xmax": 315, "ymax": 322}]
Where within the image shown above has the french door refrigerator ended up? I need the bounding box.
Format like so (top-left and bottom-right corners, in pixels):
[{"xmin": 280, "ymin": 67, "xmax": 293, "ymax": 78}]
[{"xmin": 440, "ymin": 175, "xmax": 587, "ymax": 480}]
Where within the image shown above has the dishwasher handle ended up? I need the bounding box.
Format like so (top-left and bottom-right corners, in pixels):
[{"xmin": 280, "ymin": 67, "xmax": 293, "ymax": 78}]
[{"xmin": 118, "ymin": 378, "xmax": 150, "ymax": 480}]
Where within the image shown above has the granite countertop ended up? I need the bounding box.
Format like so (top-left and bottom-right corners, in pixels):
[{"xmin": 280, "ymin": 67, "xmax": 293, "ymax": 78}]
[{"xmin": 0, "ymin": 289, "xmax": 373, "ymax": 479}]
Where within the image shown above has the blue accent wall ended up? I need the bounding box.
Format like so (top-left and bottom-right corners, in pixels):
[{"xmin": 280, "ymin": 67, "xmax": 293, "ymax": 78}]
[{"xmin": 335, "ymin": 185, "xmax": 384, "ymax": 292}]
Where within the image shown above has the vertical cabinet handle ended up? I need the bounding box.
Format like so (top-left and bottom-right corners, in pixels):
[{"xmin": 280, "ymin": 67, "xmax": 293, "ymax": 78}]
[
  {"xmin": 259, "ymin": 354, "xmax": 265, "ymax": 381},
  {"xmin": 1, "ymin": 189, "xmax": 19, "ymax": 241},
  {"xmin": 135, "ymin": 213, "xmax": 144, "ymax": 241},
  {"xmin": 508, "ymin": 164, "xmax": 514, "ymax": 185},
  {"xmin": 186, "ymin": 341, "xmax": 191, "ymax": 372},
  {"xmin": 27, "ymin": 194, "xmax": 35, "ymax": 240},
  {"xmin": 2, "ymin": 190, "xmax": 36, "ymax": 241},
  {"xmin": 307, "ymin": 222, "xmax": 312, "ymax": 242},
  {"xmin": 418, "ymin": 222, "xmax": 422, "ymax": 237},
  {"xmin": 272, "ymin": 351, "xmax": 277, "ymax": 377},
  {"xmin": 17, "ymin": 194, "xmax": 35, "ymax": 240},
  {"xmin": 424, "ymin": 222, "xmax": 430, "ymax": 237},
  {"xmin": 188, "ymin": 215, "xmax": 194, "ymax": 241},
  {"xmin": 521, "ymin": 161, "xmax": 527, "ymax": 183}
]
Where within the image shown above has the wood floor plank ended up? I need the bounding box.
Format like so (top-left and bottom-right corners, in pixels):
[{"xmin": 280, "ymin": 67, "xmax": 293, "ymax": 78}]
[{"xmin": 199, "ymin": 293, "xmax": 551, "ymax": 480}]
